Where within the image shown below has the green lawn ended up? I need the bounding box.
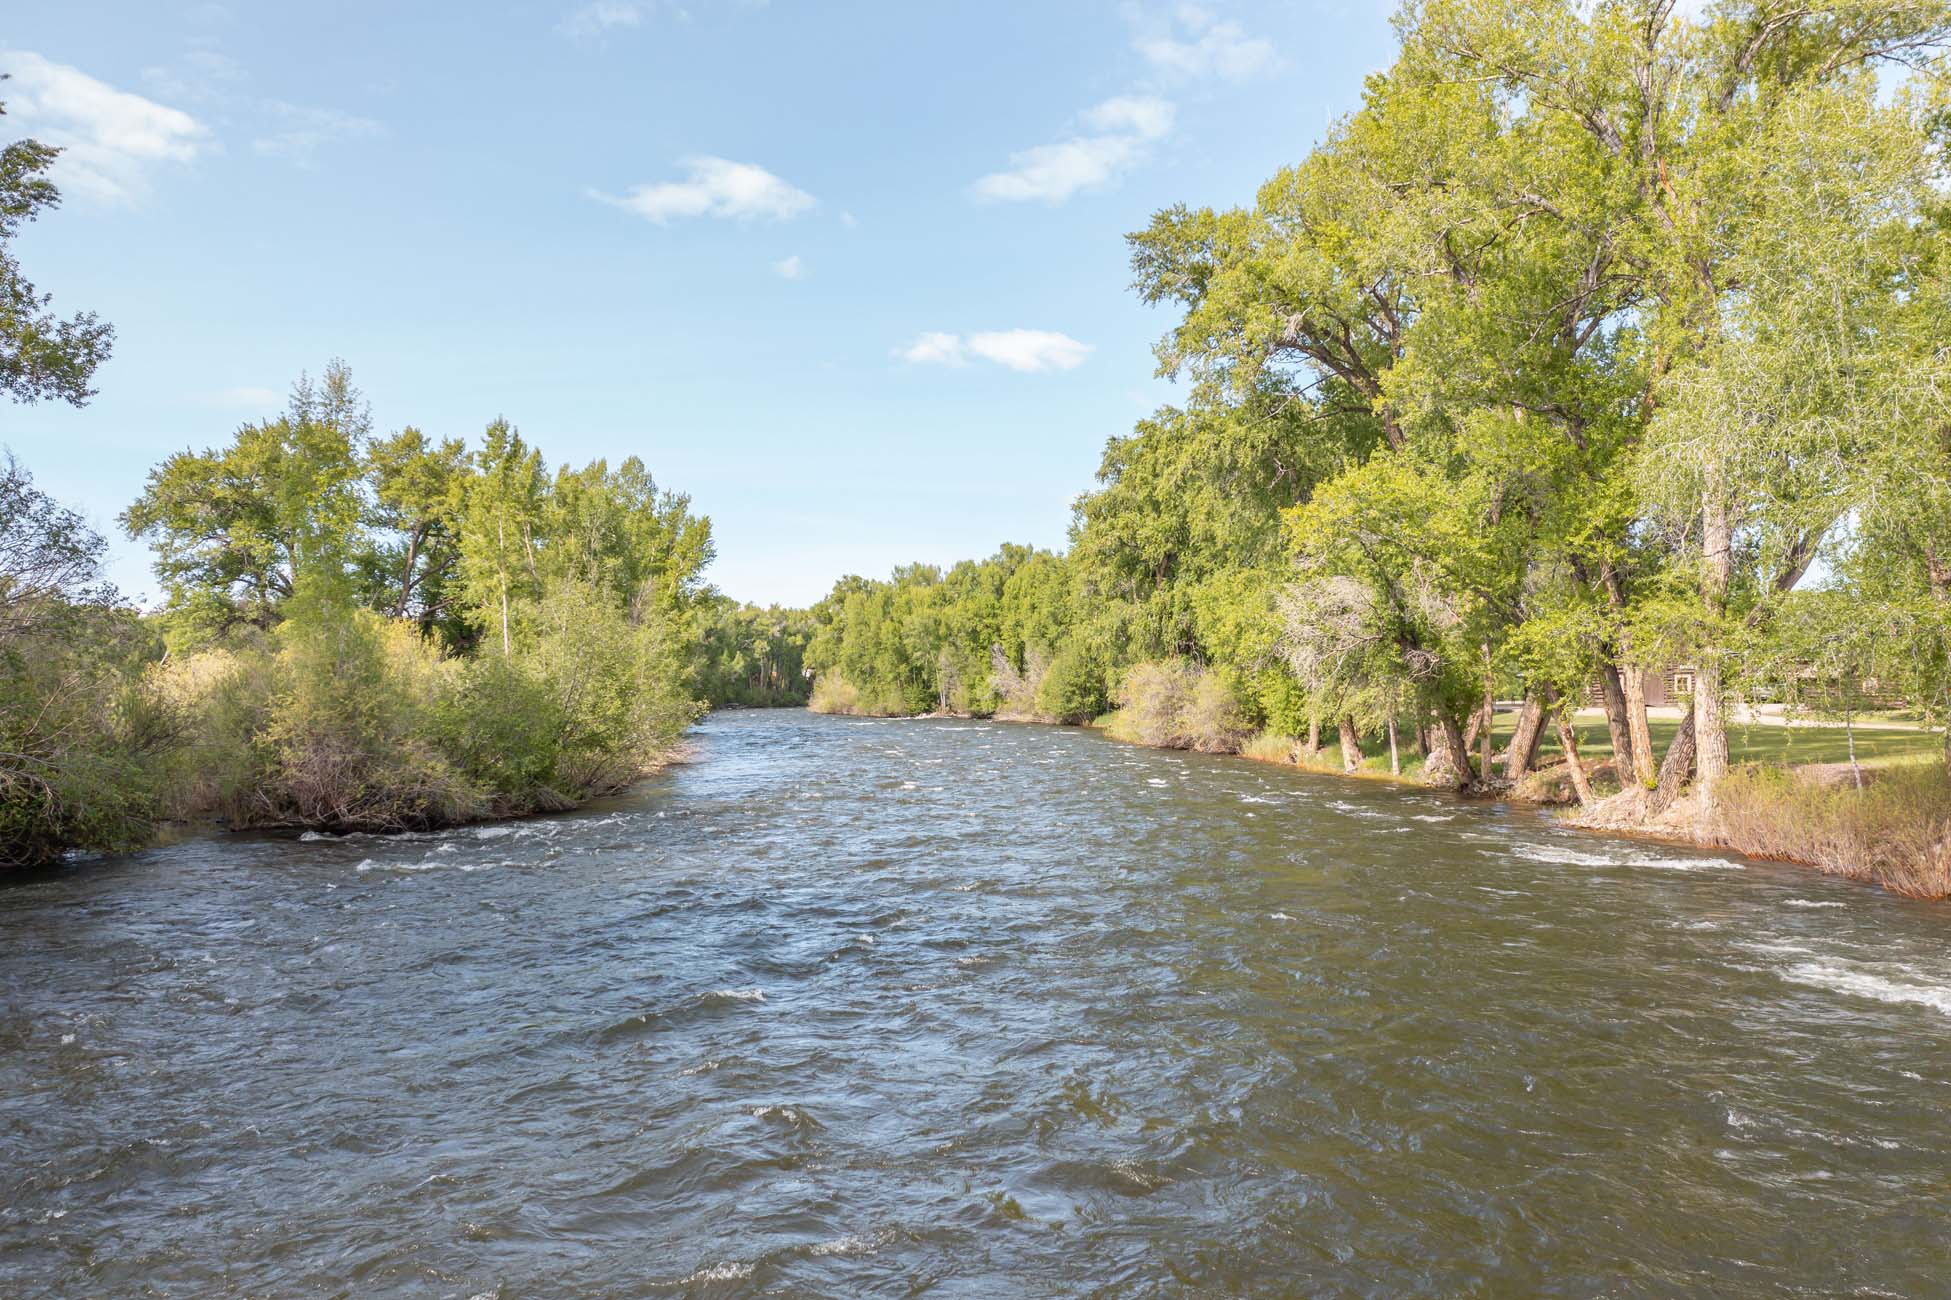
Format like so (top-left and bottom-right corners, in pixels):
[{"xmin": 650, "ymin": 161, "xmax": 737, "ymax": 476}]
[{"xmin": 1491, "ymin": 713, "xmax": 1944, "ymax": 768}]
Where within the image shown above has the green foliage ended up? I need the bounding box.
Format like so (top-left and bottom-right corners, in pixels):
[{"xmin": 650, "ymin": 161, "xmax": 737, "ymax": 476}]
[
  {"xmin": 695, "ymin": 599, "xmax": 813, "ymax": 707},
  {"xmin": 1034, "ymin": 641, "xmax": 1106, "ymax": 724},
  {"xmin": 0, "ymin": 457, "xmax": 176, "ymax": 863},
  {"xmin": 88, "ymin": 360, "xmax": 718, "ymax": 846},
  {"xmin": 0, "ymin": 100, "xmax": 113, "ymax": 405}
]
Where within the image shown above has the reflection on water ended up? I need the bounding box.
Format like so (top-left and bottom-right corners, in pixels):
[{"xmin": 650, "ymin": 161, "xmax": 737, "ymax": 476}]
[{"xmin": 2, "ymin": 710, "xmax": 1948, "ymax": 1296}]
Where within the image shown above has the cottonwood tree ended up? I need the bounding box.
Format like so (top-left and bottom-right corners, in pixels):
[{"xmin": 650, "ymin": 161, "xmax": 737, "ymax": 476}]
[
  {"xmin": 123, "ymin": 362, "xmax": 372, "ymax": 637},
  {"xmin": 0, "ymin": 91, "xmax": 112, "ymax": 405}
]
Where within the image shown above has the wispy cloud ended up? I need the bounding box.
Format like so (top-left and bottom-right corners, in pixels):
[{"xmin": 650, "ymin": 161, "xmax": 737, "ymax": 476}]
[
  {"xmin": 971, "ymin": 95, "xmax": 1174, "ymax": 205},
  {"xmin": 559, "ymin": 0, "xmax": 774, "ymax": 37},
  {"xmin": 253, "ymin": 101, "xmax": 382, "ymax": 163},
  {"xmin": 138, "ymin": 42, "xmax": 378, "ymax": 168},
  {"xmin": 1134, "ymin": 3, "xmax": 1275, "ymax": 81},
  {"xmin": 140, "ymin": 47, "xmax": 243, "ymax": 105},
  {"xmin": 899, "ymin": 331, "xmax": 967, "ymax": 366},
  {"xmin": 0, "ymin": 50, "xmax": 204, "ymax": 204},
  {"xmin": 898, "ymin": 329, "xmax": 1093, "ymax": 373},
  {"xmin": 592, "ymin": 156, "xmax": 816, "ymax": 223},
  {"xmin": 559, "ymin": 1, "xmax": 652, "ymax": 37},
  {"xmin": 772, "ymin": 253, "xmax": 805, "ymax": 279}
]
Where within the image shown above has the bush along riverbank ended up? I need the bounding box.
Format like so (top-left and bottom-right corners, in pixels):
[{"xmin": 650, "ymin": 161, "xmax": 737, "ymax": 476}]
[{"xmin": 0, "ymin": 365, "xmax": 782, "ymax": 863}]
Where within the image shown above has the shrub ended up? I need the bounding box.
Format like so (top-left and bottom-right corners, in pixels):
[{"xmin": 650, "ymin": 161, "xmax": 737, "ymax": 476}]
[
  {"xmin": 989, "ymin": 644, "xmax": 1048, "ymax": 720},
  {"xmin": 161, "ymin": 578, "xmax": 704, "ymax": 833},
  {"xmin": 194, "ymin": 605, "xmax": 482, "ymax": 831},
  {"xmin": 0, "ymin": 608, "xmax": 181, "ymax": 864},
  {"xmin": 1182, "ymin": 671, "xmax": 1251, "ymax": 753},
  {"xmin": 807, "ymin": 673, "xmax": 859, "ymax": 715},
  {"xmin": 1036, "ymin": 641, "xmax": 1107, "ymax": 723},
  {"xmin": 1110, "ymin": 659, "xmax": 1252, "ymax": 753}
]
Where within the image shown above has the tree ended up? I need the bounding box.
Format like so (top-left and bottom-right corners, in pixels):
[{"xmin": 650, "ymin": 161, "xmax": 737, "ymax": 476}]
[
  {"xmin": 457, "ymin": 418, "xmax": 545, "ymax": 657},
  {"xmin": 123, "ymin": 361, "xmax": 373, "ymax": 637},
  {"xmin": 360, "ymin": 426, "xmax": 470, "ymax": 639},
  {"xmin": 0, "ymin": 89, "xmax": 112, "ymax": 405}
]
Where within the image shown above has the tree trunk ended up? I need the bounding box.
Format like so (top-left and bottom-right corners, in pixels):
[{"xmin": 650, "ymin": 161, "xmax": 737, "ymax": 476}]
[
  {"xmin": 1598, "ymin": 663, "xmax": 1635, "ymax": 781},
  {"xmin": 1480, "ymin": 646, "xmax": 1496, "ymax": 786},
  {"xmin": 1556, "ymin": 716, "xmax": 1596, "ymax": 809},
  {"xmin": 1425, "ymin": 709, "xmax": 1475, "ymax": 790},
  {"xmin": 1599, "ymin": 562, "xmax": 1658, "ymax": 790},
  {"xmin": 496, "ymin": 519, "xmax": 512, "ymax": 657},
  {"xmin": 1619, "ymin": 657, "xmax": 1656, "ymax": 788},
  {"xmin": 1307, "ymin": 718, "xmax": 1321, "ymax": 757},
  {"xmin": 1645, "ymin": 702, "xmax": 1697, "ymax": 818},
  {"xmin": 1504, "ymin": 692, "xmax": 1547, "ymax": 781},
  {"xmin": 1387, "ymin": 716, "xmax": 1401, "ymax": 776},
  {"xmin": 1846, "ymin": 709, "xmax": 1862, "ymax": 790},
  {"xmin": 1462, "ymin": 704, "xmax": 1485, "ymax": 754},
  {"xmin": 393, "ymin": 523, "xmax": 425, "ymax": 620},
  {"xmin": 1697, "ymin": 481, "xmax": 1733, "ymax": 809},
  {"xmin": 1338, "ymin": 716, "xmax": 1363, "ymax": 773}
]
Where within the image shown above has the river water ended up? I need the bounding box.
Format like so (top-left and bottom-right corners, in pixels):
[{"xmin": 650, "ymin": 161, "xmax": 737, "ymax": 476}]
[{"xmin": 2, "ymin": 710, "xmax": 1949, "ymax": 1297}]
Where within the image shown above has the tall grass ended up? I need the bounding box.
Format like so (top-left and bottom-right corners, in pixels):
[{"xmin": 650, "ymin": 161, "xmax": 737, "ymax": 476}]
[{"xmin": 1714, "ymin": 763, "xmax": 1951, "ymax": 899}]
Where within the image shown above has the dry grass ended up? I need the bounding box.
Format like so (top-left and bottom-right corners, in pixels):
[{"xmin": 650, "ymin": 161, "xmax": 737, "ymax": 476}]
[{"xmin": 1713, "ymin": 762, "xmax": 1951, "ymax": 899}]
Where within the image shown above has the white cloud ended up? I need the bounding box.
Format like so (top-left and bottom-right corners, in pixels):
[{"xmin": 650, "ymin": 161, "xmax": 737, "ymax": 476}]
[
  {"xmin": 0, "ymin": 50, "xmax": 204, "ymax": 204},
  {"xmin": 839, "ymin": 210, "xmax": 858, "ymax": 229},
  {"xmin": 969, "ymin": 330, "xmax": 1093, "ymax": 372},
  {"xmin": 1135, "ymin": 4, "xmax": 1275, "ymax": 82},
  {"xmin": 592, "ymin": 156, "xmax": 816, "ymax": 223},
  {"xmin": 972, "ymin": 95, "xmax": 1174, "ymax": 204},
  {"xmin": 1082, "ymin": 95, "xmax": 1176, "ymax": 138},
  {"xmin": 898, "ymin": 330, "xmax": 1092, "ymax": 373},
  {"xmin": 252, "ymin": 101, "xmax": 382, "ymax": 163},
  {"xmin": 772, "ymin": 253, "xmax": 804, "ymax": 279}
]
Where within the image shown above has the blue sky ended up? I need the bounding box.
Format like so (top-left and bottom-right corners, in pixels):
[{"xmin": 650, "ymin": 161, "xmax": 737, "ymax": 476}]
[{"xmin": 4, "ymin": 0, "xmax": 1395, "ymax": 607}]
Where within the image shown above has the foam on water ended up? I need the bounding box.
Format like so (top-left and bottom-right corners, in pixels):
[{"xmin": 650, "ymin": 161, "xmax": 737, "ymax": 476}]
[
  {"xmin": 1507, "ymin": 843, "xmax": 1742, "ymax": 873},
  {"xmin": 1779, "ymin": 960, "xmax": 1951, "ymax": 1018},
  {"xmin": 676, "ymin": 1261, "xmax": 754, "ymax": 1284}
]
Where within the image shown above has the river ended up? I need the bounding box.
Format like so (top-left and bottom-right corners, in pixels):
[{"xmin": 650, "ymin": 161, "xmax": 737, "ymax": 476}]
[{"xmin": 2, "ymin": 709, "xmax": 1948, "ymax": 1296}]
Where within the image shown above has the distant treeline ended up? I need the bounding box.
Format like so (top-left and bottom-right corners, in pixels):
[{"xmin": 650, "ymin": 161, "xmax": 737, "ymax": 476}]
[{"xmin": 802, "ymin": 0, "xmax": 1951, "ymax": 837}]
